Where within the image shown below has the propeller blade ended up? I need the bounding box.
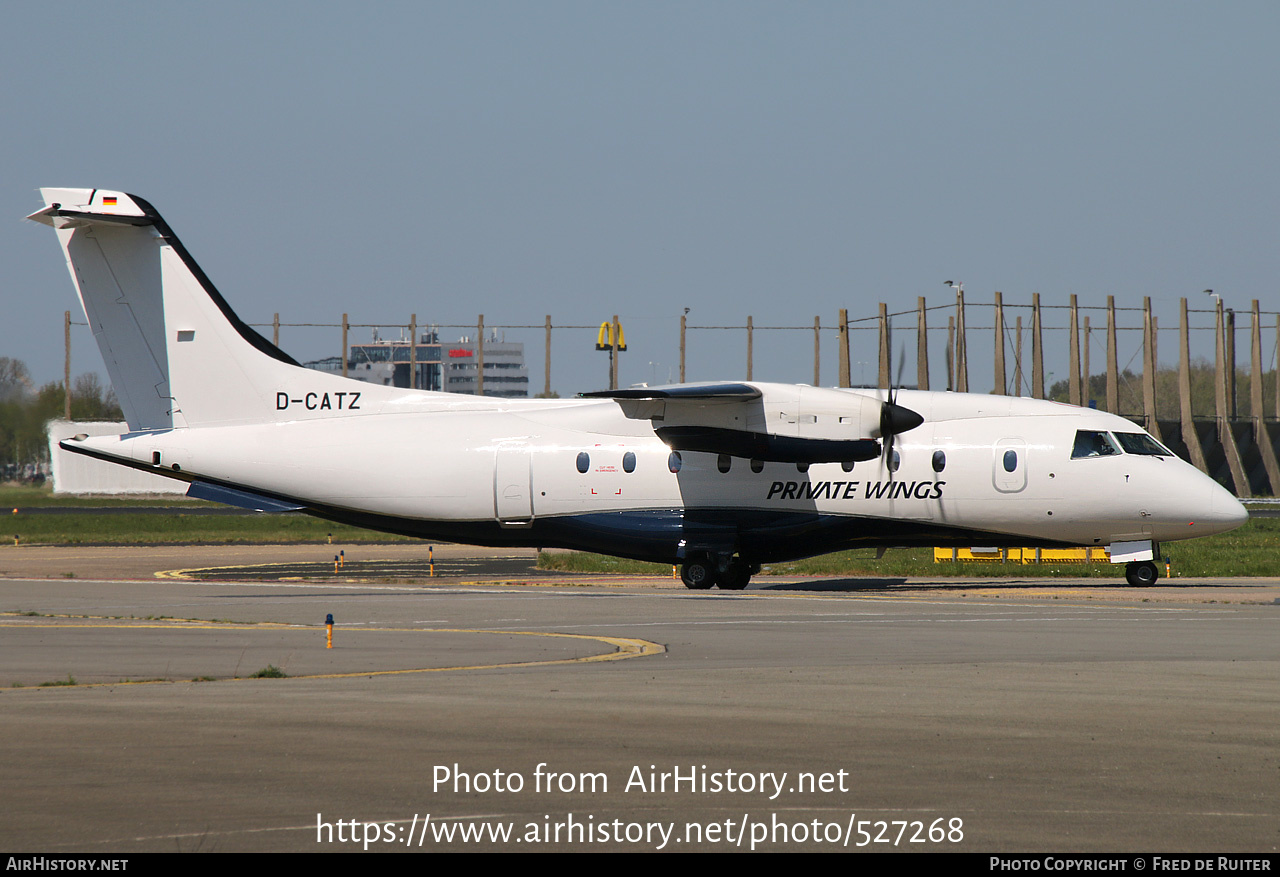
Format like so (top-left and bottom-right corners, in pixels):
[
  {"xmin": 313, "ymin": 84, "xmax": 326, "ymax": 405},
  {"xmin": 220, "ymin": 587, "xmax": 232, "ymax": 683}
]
[{"xmin": 882, "ymin": 343, "xmax": 920, "ymax": 479}]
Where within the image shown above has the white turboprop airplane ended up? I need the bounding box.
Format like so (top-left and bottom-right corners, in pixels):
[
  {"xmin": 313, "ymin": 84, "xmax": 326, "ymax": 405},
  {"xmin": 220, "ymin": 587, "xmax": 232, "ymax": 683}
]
[{"xmin": 30, "ymin": 188, "xmax": 1248, "ymax": 588}]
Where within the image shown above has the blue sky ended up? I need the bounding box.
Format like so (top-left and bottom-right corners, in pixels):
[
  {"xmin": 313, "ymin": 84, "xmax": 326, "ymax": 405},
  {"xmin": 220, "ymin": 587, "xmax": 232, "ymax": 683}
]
[{"xmin": 4, "ymin": 2, "xmax": 1277, "ymax": 395}]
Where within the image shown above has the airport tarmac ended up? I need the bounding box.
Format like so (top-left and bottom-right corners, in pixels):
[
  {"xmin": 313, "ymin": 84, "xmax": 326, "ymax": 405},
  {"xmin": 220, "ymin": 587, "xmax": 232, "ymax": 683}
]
[{"xmin": 1, "ymin": 543, "xmax": 1277, "ymax": 853}]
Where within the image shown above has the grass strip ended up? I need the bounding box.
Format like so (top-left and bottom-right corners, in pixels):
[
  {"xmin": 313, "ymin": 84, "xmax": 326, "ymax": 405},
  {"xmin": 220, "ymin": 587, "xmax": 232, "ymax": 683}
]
[
  {"xmin": 6, "ymin": 512, "xmax": 412, "ymax": 545},
  {"xmin": 0, "ymin": 485, "xmax": 218, "ymax": 508}
]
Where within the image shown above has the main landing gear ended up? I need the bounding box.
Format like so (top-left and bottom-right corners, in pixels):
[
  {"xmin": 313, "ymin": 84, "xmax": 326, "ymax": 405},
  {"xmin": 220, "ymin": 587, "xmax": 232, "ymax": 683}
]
[
  {"xmin": 680, "ymin": 554, "xmax": 759, "ymax": 591},
  {"xmin": 1124, "ymin": 560, "xmax": 1160, "ymax": 587}
]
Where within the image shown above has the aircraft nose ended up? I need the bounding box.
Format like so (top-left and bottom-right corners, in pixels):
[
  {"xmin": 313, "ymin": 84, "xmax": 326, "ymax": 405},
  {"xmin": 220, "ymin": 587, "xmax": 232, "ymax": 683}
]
[
  {"xmin": 1179, "ymin": 476, "xmax": 1249, "ymax": 537},
  {"xmin": 1210, "ymin": 483, "xmax": 1249, "ymax": 530},
  {"xmin": 1156, "ymin": 470, "xmax": 1248, "ymax": 540}
]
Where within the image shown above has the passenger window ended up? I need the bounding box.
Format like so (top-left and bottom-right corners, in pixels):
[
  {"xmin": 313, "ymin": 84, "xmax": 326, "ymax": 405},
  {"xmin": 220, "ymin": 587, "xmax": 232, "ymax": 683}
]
[
  {"xmin": 717, "ymin": 454, "xmax": 731, "ymax": 474},
  {"xmin": 932, "ymin": 450, "xmax": 946, "ymax": 473},
  {"xmin": 623, "ymin": 451, "xmax": 636, "ymax": 473},
  {"xmin": 841, "ymin": 461, "xmax": 854, "ymax": 473},
  {"xmin": 576, "ymin": 452, "xmax": 590, "ymax": 473},
  {"xmin": 1071, "ymin": 430, "xmax": 1120, "ymax": 459},
  {"xmin": 668, "ymin": 451, "xmax": 682, "ymax": 474},
  {"xmin": 750, "ymin": 459, "xmax": 764, "ymax": 473},
  {"xmin": 888, "ymin": 449, "xmax": 901, "ymax": 472},
  {"xmin": 796, "ymin": 461, "xmax": 809, "ymax": 473},
  {"xmin": 1003, "ymin": 449, "xmax": 1018, "ymax": 472}
]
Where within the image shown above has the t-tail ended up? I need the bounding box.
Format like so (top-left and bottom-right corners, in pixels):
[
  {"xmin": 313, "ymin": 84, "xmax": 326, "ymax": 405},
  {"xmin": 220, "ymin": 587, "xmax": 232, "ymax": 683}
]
[{"xmin": 28, "ymin": 188, "xmax": 412, "ymax": 431}]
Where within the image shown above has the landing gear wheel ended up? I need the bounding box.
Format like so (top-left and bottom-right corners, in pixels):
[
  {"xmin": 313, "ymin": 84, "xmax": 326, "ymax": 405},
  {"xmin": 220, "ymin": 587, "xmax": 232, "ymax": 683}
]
[
  {"xmin": 1125, "ymin": 560, "xmax": 1159, "ymax": 587},
  {"xmin": 681, "ymin": 560, "xmax": 715, "ymax": 590},
  {"xmin": 719, "ymin": 559, "xmax": 752, "ymax": 590}
]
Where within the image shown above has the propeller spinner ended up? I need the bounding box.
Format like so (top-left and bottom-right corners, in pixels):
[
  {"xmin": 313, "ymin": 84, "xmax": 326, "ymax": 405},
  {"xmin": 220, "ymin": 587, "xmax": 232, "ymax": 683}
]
[{"xmin": 880, "ymin": 400, "xmax": 924, "ymax": 438}]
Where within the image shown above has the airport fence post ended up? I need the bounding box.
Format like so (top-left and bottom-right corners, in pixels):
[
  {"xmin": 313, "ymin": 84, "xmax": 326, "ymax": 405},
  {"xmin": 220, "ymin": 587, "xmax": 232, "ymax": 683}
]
[
  {"xmin": 64, "ymin": 310, "xmax": 71, "ymax": 421},
  {"xmin": 1227, "ymin": 307, "xmax": 1238, "ymax": 420},
  {"xmin": 1083, "ymin": 316, "xmax": 1091, "ymax": 403},
  {"xmin": 1152, "ymin": 314, "xmax": 1159, "ymax": 375},
  {"xmin": 813, "ymin": 316, "xmax": 821, "ymax": 387},
  {"xmin": 946, "ymin": 316, "xmax": 955, "ymax": 391},
  {"xmin": 1014, "ymin": 316, "xmax": 1023, "ymax": 397},
  {"xmin": 679, "ymin": 313, "xmax": 687, "ymax": 383},
  {"xmin": 1143, "ymin": 298, "xmax": 1160, "ymax": 439},
  {"xmin": 1069, "ymin": 296, "xmax": 1081, "ymax": 406},
  {"xmin": 994, "ymin": 292, "xmax": 1006, "ymax": 395},
  {"xmin": 1250, "ymin": 301, "xmax": 1280, "ymax": 492},
  {"xmin": 1215, "ymin": 301, "xmax": 1250, "ymax": 495},
  {"xmin": 837, "ymin": 309, "xmax": 850, "ymax": 387},
  {"xmin": 1179, "ymin": 298, "xmax": 1210, "ymax": 474},
  {"xmin": 916, "ymin": 298, "xmax": 929, "ymax": 392},
  {"xmin": 611, "ymin": 314, "xmax": 620, "ymax": 390},
  {"xmin": 545, "ymin": 315, "xmax": 552, "ymax": 397},
  {"xmin": 1215, "ymin": 301, "xmax": 1228, "ymax": 426},
  {"xmin": 878, "ymin": 303, "xmax": 889, "ymax": 388},
  {"xmin": 1032, "ymin": 293, "xmax": 1044, "ymax": 399},
  {"xmin": 1107, "ymin": 295, "xmax": 1119, "ymax": 412}
]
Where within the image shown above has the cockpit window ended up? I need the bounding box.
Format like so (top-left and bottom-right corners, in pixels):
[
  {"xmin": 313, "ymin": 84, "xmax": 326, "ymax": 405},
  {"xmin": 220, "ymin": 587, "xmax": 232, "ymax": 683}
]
[
  {"xmin": 1112, "ymin": 432, "xmax": 1170, "ymax": 457},
  {"xmin": 1071, "ymin": 430, "xmax": 1121, "ymax": 459}
]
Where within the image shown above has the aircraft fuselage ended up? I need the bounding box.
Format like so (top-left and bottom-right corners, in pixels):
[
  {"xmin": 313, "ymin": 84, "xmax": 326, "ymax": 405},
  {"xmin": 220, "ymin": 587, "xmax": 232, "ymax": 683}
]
[{"xmin": 69, "ymin": 387, "xmax": 1245, "ymax": 566}]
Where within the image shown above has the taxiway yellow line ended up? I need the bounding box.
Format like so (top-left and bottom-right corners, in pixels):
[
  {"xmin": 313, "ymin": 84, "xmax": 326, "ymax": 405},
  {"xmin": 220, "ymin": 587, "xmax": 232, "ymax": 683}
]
[{"xmin": 0, "ymin": 616, "xmax": 665, "ymax": 687}]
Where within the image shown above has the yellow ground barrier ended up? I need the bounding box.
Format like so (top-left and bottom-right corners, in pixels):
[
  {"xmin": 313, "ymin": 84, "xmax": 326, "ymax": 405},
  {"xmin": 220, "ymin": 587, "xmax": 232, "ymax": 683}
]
[{"xmin": 934, "ymin": 546, "xmax": 1109, "ymax": 564}]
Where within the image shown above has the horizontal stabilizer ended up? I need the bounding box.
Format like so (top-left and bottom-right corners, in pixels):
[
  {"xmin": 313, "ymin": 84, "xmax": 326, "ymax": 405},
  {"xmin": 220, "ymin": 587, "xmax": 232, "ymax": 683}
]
[
  {"xmin": 26, "ymin": 189, "xmax": 152, "ymax": 227},
  {"xmin": 186, "ymin": 481, "xmax": 305, "ymax": 512}
]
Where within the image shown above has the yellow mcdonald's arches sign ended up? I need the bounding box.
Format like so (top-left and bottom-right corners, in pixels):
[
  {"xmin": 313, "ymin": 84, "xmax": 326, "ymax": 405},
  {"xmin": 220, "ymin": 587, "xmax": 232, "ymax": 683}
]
[{"xmin": 595, "ymin": 321, "xmax": 626, "ymax": 351}]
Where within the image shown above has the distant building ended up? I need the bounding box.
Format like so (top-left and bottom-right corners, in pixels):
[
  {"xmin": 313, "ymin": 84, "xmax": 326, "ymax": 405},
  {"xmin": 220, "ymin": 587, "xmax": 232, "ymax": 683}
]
[
  {"xmin": 304, "ymin": 328, "xmax": 529, "ymax": 397},
  {"xmin": 47, "ymin": 420, "xmax": 184, "ymax": 494}
]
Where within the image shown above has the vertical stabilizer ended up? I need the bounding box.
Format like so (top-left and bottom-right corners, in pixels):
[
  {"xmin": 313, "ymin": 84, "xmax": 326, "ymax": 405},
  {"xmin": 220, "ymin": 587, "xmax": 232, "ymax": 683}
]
[{"xmin": 29, "ymin": 188, "xmax": 306, "ymax": 430}]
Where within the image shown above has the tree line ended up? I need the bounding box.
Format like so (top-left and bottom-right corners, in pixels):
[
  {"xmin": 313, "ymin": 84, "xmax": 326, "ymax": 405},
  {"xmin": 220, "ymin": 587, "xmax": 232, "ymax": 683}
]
[
  {"xmin": 1046, "ymin": 361, "xmax": 1277, "ymax": 421},
  {"xmin": 0, "ymin": 357, "xmax": 122, "ymax": 478}
]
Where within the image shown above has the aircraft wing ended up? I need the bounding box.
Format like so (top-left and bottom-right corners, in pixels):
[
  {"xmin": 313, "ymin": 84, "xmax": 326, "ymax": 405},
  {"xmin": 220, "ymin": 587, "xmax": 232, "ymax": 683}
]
[
  {"xmin": 581, "ymin": 382, "xmax": 887, "ymax": 464},
  {"xmin": 652, "ymin": 425, "xmax": 881, "ymax": 463},
  {"xmin": 579, "ymin": 382, "xmax": 761, "ymax": 401}
]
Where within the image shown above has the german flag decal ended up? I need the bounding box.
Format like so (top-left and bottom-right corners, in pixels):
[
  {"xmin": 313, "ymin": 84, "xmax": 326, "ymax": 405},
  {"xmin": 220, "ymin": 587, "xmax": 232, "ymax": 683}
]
[{"xmin": 102, "ymin": 196, "xmax": 117, "ymax": 206}]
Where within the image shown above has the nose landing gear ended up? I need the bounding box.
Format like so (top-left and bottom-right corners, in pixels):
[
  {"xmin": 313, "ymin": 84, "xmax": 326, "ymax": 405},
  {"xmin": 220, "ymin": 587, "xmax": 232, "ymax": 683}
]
[{"xmin": 1124, "ymin": 560, "xmax": 1159, "ymax": 587}]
